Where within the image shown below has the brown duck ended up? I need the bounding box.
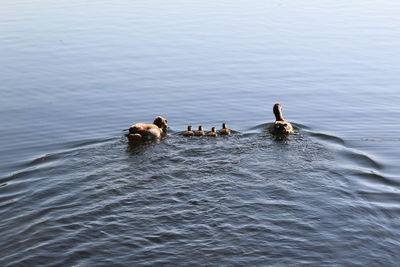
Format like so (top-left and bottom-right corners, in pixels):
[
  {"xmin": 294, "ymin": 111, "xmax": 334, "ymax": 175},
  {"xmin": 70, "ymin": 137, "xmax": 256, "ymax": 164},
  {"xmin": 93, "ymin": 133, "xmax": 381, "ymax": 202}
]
[{"xmin": 269, "ymin": 103, "xmax": 294, "ymax": 135}]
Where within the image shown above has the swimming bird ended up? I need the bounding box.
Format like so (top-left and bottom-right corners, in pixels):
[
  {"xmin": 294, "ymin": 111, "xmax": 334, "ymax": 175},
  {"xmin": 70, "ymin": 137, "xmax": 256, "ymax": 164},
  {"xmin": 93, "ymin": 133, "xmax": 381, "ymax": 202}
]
[
  {"xmin": 127, "ymin": 116, "xmax": 168, "ymax": 142},
  {"xmin": 207, "ymin": 126, "xmax": 218, "ymax": 137},
  {"xmin": 194, "ymin": 125, "xmax": 205, "ymax": 136},
  {"xmin": 219, "ymin": 122, "xmax": 231, "ymax": 135},
  {"xmin": 269, "ymin": 103, "xmax": 294, "ymax": 135},
  {"xmin": 183, "ymin": 125, "xmax": 194, "ymax": 136}
]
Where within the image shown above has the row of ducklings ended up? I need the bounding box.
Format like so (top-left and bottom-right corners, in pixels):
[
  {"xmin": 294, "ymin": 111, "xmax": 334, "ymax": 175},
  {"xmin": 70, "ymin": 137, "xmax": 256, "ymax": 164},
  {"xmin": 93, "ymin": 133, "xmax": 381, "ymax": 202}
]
[{"xmin": 183, "ymin": 123, "xmax": 232, "ymax": 137}]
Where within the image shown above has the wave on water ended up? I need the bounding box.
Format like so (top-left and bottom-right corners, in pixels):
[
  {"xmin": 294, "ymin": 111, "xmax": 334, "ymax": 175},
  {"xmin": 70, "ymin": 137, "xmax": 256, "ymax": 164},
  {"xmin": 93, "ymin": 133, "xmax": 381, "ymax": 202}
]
[{"xmin": 1, "ymin": 123, "xmax": 399, "ymax": 266}]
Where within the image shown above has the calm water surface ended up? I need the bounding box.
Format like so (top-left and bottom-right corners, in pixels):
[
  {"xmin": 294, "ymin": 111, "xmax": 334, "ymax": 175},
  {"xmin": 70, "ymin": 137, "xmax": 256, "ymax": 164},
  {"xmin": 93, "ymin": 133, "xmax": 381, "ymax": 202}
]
[{"xmin": 1, "ymin": 0, "xmax": 400, "ymax": 266}]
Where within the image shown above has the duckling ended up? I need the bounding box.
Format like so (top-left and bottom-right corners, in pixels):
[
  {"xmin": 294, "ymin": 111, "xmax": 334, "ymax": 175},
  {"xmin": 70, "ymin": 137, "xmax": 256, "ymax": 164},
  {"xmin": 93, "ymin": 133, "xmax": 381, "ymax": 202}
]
[
  {"xmin": 183, "ymin": 125, "xmax": 194, "ymax": 136},
  {"xmin": 129, "ymin": 116, "xmax": 168, "ymax": 140},
  {"xmin": 207, "ymin": 126, "xmax": 218, "ymax": 137},
  {"xmin": 194, "ymin": 125, "xmax": 205, "ymax": 136},
  {"xmin": 269, "ymin": 103, "xmax": 294, "ymax": 135},
  {"xmin": 219, "ymin": 122, "xmax": 231, "ymax": 135}
]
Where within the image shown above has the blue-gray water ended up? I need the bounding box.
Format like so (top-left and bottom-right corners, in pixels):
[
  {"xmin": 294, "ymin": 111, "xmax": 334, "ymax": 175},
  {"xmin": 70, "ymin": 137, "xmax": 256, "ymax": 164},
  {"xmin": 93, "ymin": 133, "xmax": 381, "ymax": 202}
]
[{"xmin": 1, "ymin": 0, "xmax": 400, "ymax": 265}]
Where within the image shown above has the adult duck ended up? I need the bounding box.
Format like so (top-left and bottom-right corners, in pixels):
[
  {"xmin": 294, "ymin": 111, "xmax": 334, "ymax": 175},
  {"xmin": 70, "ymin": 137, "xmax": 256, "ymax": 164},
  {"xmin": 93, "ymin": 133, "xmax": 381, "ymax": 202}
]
[
  {"xmin": 127, "ymin": 116, "xmax": 168, "ymax": 142},
  {"xmin": 269, "ymin": 103, "xmax": 294, "ymax": 135}
]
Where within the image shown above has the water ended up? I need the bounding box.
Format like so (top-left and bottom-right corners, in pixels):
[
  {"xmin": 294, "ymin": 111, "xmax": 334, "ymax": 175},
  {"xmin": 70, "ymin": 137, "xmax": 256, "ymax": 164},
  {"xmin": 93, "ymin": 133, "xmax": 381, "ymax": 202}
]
[{"xmin": 1, "ymin": 0, "xmax": 400, "ymax": 265}]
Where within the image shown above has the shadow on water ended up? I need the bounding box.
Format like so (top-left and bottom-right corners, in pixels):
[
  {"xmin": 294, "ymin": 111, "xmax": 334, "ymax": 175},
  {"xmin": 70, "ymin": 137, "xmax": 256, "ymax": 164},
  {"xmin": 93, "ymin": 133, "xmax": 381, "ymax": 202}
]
[
  {"xmin": 248, "ymin": 122, "xmax": 310, "ymax": 132},
  {"xmin": 1, "ymin": 122, "xmax": 399, "ymax": 266},
  {"xmin": 126, "ymin": 139, "xmax": 162, "ymax": 156}
]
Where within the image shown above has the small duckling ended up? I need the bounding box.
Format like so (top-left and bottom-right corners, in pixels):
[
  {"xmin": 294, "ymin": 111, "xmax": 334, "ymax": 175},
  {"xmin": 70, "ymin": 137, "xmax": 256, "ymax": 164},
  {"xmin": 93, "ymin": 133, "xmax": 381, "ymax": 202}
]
[
  {"xmin": 207, "ymin": 126, "xmax": 218, "ymax": 137},
  {"xmin": 269, "ymin": 103, "xmax": 294, "ymax": 135},
  {"xmin": 194, "ymin": 125, "xmax": 205, "ymax": 136},
  {"xmin": 219, "ymin": 122, "xmax": 231, "ymax": 135},
  {"xmin": 183, "ymin": 125, "xmax": 194, "ymax": 136}
]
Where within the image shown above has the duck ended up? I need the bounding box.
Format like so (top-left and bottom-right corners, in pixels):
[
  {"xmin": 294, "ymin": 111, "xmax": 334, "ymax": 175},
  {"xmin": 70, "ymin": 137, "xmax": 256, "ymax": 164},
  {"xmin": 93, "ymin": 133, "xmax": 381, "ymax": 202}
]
[
  {"xmin": 219, "ymin": 122, "xmax": 231, "ymax": 135},
  {"xmin": 194, "ymin": 125, "xmax": 205, "ymax": 136},
  {"xmin": 269, "ymin": 103, "xmax": 294, "ymax": 135},
  {"xmin": 207, "ymin": 126, "xmax": 218, "ymax": 137},
  {"xmin": 183, "ymin": 125, "xmax": 194, "ymax": 136},
  {"xmin": 127, "ymin": 116, "xmax": 168, "ymax": 142}
]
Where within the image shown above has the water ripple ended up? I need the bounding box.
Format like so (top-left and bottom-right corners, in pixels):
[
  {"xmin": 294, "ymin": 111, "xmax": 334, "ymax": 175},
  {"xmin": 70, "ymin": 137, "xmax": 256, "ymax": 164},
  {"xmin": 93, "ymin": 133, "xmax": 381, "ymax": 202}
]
[{"xmin": 2, "ymin": 123, "xmax": 398, "ymax": 265}]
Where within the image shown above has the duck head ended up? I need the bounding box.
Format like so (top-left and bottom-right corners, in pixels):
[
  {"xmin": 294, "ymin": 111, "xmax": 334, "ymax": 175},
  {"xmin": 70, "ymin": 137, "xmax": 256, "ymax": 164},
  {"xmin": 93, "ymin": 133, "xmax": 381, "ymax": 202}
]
[{"xmin": 153, "ymin": 116, "xmax": 168, "ymax": 131}]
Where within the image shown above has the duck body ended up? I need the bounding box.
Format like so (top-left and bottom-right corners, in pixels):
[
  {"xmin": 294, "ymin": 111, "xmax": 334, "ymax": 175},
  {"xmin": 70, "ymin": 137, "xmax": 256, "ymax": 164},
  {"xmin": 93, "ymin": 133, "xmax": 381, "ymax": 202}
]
[
  {"xmin": 269, "ymin": 103, "xmax": 294, "ymax": 135},
  {"xmin": 219, "ymin": 123, "xmax": 231, "ymax": 135},
  {"xmin": 270, "ymin": 120, "xmax": 294, "ymax": 135},
  {"xmin": 128, "ymin": 116, "xmax": 168, "ymax": 142}
]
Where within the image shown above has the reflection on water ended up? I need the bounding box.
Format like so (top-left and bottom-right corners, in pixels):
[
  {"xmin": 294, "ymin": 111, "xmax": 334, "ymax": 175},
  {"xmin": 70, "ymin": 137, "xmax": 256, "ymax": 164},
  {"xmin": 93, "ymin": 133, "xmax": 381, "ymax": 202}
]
[{"xmin": 1, "ymin": 0, "xmax": 400, "ymax": 265}]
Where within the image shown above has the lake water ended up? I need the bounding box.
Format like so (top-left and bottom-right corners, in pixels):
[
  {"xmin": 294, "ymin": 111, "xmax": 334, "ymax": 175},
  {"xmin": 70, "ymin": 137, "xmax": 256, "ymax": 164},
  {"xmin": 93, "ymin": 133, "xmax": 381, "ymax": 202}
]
[{"xmin": 1, "ymin": 0, "xmax": 400, "ymax": 265}]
